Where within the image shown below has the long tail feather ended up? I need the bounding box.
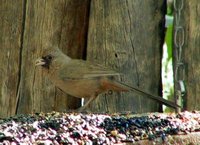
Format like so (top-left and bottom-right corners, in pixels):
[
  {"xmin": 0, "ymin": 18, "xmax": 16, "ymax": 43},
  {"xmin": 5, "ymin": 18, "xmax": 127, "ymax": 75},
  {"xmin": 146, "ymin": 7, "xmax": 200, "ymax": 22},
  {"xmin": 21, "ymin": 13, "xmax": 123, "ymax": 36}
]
[{"xmin": 106, "ymin": 80, "xmax": 180, "ymax": 109}]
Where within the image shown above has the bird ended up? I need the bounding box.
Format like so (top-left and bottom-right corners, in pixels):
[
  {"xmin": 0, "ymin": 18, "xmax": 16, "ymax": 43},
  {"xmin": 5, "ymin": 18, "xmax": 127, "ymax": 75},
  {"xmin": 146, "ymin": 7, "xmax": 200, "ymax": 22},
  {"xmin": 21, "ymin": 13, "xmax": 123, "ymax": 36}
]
[{"xmin": 35, "ymin": 46, "xmax": 180, "ymax": 111}]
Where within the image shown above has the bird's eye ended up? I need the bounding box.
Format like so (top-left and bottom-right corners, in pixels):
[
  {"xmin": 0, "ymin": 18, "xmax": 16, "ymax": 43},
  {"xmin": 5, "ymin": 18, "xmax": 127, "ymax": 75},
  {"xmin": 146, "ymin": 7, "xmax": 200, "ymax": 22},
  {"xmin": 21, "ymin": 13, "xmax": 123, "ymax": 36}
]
[{"xmin": 46, "ymin": 55, "xmax": 52, "ymax": 60}]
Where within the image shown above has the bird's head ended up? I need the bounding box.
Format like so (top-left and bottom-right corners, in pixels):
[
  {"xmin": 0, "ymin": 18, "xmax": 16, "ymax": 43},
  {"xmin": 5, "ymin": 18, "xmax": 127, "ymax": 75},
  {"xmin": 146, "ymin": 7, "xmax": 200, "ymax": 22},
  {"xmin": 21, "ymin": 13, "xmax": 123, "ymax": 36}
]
[
  {"xmin": 35, "ymin": 54, "xmax": 53, "ymax": 69},
  {"xmin": 35, "ymin": 46, "xmax": 71, "ymax": 69}
]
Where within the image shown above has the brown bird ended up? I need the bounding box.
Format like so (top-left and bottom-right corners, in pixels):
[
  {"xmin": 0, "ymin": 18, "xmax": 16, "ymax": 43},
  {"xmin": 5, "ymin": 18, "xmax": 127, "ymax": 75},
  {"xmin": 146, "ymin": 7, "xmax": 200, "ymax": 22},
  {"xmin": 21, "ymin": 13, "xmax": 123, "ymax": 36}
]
[{"xmin": 35, "ymin": 46, "xmax": 180, "ymax": 111}]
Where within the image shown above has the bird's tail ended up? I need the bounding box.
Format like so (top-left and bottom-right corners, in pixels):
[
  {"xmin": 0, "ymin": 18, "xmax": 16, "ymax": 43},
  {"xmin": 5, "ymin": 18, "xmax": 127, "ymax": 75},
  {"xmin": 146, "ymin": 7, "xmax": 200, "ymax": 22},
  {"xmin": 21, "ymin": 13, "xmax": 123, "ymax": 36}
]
[{"xmin": 104, "ymin": 79, "xmax": 180, "ymax": 109}]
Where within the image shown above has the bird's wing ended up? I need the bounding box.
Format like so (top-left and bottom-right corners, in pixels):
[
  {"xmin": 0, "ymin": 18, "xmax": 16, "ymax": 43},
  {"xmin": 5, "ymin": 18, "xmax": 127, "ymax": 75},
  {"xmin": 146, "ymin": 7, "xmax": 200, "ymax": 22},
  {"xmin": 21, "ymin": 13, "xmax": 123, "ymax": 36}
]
[{"xmin": 59, "ymin": 59, "xmax": 120, "ymax": 80}]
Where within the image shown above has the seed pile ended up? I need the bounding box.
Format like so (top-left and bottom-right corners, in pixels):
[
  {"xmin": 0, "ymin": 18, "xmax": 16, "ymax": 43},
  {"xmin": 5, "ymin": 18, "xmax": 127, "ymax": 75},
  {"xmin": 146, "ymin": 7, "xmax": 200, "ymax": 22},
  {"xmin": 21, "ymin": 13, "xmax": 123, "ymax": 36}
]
[{"xmin": 0, "ymin": 111, "xmax": 200, "ymax": 144}]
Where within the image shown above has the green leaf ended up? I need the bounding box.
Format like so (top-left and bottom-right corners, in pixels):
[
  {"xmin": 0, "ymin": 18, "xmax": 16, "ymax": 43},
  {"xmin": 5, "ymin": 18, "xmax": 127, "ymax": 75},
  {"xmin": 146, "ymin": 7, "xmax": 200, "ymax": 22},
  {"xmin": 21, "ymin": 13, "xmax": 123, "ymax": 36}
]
[{"xmin": 165, "ymin": 24, "xmax": 173, "ymax": 61}]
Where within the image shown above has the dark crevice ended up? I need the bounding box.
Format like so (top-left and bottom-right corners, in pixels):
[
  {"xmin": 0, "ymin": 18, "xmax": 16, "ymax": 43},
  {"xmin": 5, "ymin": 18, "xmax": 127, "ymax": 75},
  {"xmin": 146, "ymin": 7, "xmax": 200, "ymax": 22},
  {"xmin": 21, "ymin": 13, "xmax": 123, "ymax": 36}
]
[
  {"xmin": 31, "ymin": 67, "xmax": 36, "ymax": 108},
  {"xmin": 82, "ymin": 0, "xmax": 91, "ymax": 60},
  {"xmin": 71, "ymin": 0, "xmax": 91, "ymax": 109},
  {"xmin": 15, "ymin": 0, "xmax": 27, "ymax": 114},
  {"xmin": 159, "ymin": 0, "xmax": 167, "ymax": 112}
]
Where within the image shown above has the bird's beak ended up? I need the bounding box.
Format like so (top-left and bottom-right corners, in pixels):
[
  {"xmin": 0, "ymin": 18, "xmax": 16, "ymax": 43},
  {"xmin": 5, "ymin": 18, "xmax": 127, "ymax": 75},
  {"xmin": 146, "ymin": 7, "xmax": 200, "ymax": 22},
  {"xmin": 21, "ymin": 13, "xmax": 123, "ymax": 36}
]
[{"xmin": 35, "ymin": 58, "xmax": 46, "ymax": 66}]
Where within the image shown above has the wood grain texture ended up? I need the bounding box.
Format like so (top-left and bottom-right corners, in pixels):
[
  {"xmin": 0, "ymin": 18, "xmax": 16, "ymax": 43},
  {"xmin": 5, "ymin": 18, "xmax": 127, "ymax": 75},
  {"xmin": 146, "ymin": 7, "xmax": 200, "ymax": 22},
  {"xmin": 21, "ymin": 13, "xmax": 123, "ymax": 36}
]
[
  {"xmin": 0, "ymin": 0, "xmax": 24, "ymax": 117},
  {"xmin": 15, "ymin": 0, "xmax": 90, "ymax": 114},
  {"xmin": 176, "ymin": 1, "xmax": 200, "ymax": 110},
  {"xmin": 87, "ymin": 0, "xmax": 166, "ymax": 113}
]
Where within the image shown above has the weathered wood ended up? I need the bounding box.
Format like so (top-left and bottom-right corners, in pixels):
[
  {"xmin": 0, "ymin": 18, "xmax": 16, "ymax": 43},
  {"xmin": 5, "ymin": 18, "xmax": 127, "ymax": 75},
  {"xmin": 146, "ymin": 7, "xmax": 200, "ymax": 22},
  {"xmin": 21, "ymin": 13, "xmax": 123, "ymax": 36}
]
[
  {"xmin": 174, "ymin": 1, "xmax": 200, "ymax": 110},
  {"xmin": 87, "ymin": 0, "xmax": 166, "ymax": 113},
  {"xmin": 15, "ymin": 0, "xmax": 90, "ymax": 114},
  {"xmin": 0, "ymin": 0, "xmax": 24, "ymax": 118}
]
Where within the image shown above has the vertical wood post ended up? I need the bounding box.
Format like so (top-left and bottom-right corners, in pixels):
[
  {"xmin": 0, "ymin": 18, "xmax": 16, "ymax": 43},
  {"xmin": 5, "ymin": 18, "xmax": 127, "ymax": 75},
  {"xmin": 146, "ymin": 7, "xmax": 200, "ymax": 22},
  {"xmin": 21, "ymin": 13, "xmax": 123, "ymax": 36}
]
[
  {"xmin": 87, "ymin": 0, "xmax": 166, "ymax": 113},
  {"xmin": 174, "ymin": 1, "xmax": 200, "ymax": 110},
  {"xmin": 0, "ymin": 0, "xmax": 24, "ymax": 117}
]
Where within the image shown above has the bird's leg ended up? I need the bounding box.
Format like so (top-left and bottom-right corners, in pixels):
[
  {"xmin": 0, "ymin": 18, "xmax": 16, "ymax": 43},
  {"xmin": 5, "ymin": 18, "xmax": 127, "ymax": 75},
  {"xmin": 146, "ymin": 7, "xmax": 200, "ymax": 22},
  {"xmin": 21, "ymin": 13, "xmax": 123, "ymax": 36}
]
[{"xmin": 78, "ymin": 95, "xmax": 97, "ymax": 112}]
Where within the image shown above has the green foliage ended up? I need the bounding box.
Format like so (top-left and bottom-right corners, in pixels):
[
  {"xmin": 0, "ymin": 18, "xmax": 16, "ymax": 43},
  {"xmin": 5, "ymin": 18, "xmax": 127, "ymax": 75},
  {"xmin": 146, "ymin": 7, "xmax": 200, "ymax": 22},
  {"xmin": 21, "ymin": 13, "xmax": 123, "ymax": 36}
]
[
  {"xmin": 165, "ymin": 24, "xmax": 173, "ymax": 61},
  {"xmin": 163, "ymin": 4, "xmax": 174, "ymax": 112}
]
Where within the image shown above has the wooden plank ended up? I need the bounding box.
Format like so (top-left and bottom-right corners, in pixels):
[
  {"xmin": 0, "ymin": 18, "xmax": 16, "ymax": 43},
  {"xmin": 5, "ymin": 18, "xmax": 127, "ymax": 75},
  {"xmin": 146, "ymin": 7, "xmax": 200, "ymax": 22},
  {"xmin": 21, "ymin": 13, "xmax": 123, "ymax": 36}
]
[
  {"xmin": 0, "ymin": 0, "xmax": 24, "ymax": 117},
  {"xmin": 16, "ymin": 0, "xmax": 90, "ymax": 114},
  {"xmin": 87, "ymin": 0, "xmax": 166, "ymax": 112},
  {"xmin": 174, "ymin": 1, "xmax": 200, "ymax": 110}
]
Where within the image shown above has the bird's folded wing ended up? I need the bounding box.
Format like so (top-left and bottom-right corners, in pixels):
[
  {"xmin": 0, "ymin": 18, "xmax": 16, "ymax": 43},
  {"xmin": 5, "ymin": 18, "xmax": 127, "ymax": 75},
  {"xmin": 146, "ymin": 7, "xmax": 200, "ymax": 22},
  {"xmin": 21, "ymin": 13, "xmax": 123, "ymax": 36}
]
[{"xmin": 59, "ymin": 60, "xmax": 120, "ymax": 80}]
